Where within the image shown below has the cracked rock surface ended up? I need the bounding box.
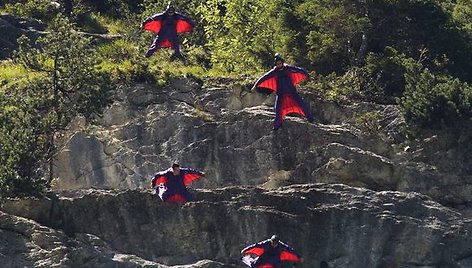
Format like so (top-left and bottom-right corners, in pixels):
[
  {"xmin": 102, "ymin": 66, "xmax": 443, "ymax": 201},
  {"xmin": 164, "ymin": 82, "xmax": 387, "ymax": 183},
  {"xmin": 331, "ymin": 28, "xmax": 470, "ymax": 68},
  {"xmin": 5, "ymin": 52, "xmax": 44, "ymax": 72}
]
[
  {"xmin": 3, "ymin": 184, "xmax": 472, "ymax": 267},
  {"xmin": 54, "ymin": 78, "xmax": 472, "ymax": 209},
  {"xmin": 2, "ymin": 77, "xmax": 472, "ymax": 267}
]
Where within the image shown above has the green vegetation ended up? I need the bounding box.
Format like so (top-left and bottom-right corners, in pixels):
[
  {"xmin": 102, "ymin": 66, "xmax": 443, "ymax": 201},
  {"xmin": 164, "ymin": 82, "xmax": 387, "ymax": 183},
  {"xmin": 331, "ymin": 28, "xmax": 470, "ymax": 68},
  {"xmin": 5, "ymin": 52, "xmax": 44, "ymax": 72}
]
[
  {"xmin": 0, "ymin": 61, "xmax": 35, "ymax": 91},
  {"xmin": 0, "ymin": 0, "xmax": 471, "ymax": 196},
  {"xmin": 354, "ymin": 111, "xmax": 383, "ymax": 134},
  {"xmin": 1, "ymin": 14, "xmax": 113, "ymax": 197},
  {"xmin": 0, "ymin": 92, "xmax": 49, "ymax": 197},
  {"xmin": 1, "ymin": 0, "xmax": 60, "ymax": 23},
  {"xmin": 400, "ymin": 67, "xmax": 472, "ymax": 128}
]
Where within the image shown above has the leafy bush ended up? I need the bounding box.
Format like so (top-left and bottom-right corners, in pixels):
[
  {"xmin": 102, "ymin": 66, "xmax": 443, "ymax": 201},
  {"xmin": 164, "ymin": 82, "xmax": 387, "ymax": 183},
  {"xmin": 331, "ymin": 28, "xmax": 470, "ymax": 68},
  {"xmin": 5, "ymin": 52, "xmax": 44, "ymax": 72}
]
[
  {"xmin": 354, "ymin": 47, "xmax": 422, "ymax": 104},
  {"xmin": 1, "ymin": 0, "xmax": 60, "ymax": 23},
  {"xmin": 453, "ymin": 0, "xmax": 472, "ymax": 35},
  {"xmin": 305, "ymin": 71, "xmax": 361, "ymax": 103},
  {"xmin": 196, "ymin": 0, "xmax": 287, "ymax": 74},
  {"xmin": 74, "ymin": 12, "xmax": 108, "ymax": 34},
  {"xmin": 400, "ymin": 67, "xmax": 472, "ymax": 128},
  {"xmin": 354, "ymin": 111, "xmax": 383, "ymax": 134},
  {"xmin": 0, "ymin": 14, "xmax": 113, "ymax": 197},
  {"xmin": 0, "ymin": 90, "xmax": 49, "ymax": 197},
  {"xmin": 194, "ymin": 0, "xmax": 472, "ymax": 81},
  {"xmin": 296, "ymin": 0, "xmax": 371, "ymax": 74}
]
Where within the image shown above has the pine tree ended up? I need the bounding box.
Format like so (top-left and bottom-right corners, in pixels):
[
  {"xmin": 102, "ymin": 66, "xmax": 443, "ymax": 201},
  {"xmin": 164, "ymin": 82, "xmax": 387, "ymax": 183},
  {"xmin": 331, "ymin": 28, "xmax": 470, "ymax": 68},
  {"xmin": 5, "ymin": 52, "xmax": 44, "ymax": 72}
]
[{"xmin": 0, "ymin": 14, "xmax": 112, "ymax": 197}]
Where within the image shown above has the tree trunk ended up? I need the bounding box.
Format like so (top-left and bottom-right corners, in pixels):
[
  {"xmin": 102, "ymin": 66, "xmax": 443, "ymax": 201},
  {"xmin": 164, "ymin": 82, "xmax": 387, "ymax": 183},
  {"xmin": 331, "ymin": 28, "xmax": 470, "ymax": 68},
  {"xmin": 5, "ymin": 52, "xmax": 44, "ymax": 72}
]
[{"xmin": 48, "ymin": 54, "xmax": 59, "ymax": 184}]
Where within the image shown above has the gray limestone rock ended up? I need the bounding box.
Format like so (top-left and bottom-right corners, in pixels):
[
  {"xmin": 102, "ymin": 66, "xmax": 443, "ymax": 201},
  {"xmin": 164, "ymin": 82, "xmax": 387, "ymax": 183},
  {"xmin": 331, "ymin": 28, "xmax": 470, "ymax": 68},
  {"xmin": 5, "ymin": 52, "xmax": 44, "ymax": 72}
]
[
  {"xmin": 0, "ymin": 14, "xmax": 45, "ymax": 59},
  {"xmin": 1, "ymin": 184, "xmax": 472, "ymax": 268},
  {"xmin": 53, "ymin": 78, "xmax": 472, "ymax": 209}
]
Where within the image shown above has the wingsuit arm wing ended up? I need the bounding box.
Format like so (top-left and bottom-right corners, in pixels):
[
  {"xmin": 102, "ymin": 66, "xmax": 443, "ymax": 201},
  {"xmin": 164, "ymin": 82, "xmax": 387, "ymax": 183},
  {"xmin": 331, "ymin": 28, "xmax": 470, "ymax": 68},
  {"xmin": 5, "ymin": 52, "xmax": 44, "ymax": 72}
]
[
  {"xmin": 181, "ymin": 168, "xmax": 204, "ymax": 186},
  {"xmin": 142, "ymin": 12, "xmax": 165, "ymax": 33},
  {"xmin": 175, "ymin": 13, "xmax": 195, "ymax": 33},
  {"xmin": 151, "ymin": 170, "xmax": 170, "ymax": 187},
  {"xmin": 278, "ymin": 240, "xmax": 302, "ymax": 262},
  {"xmin": 253, "ymin": 68, "xmax": 277, "ymax": 92},
  {"xmin": 241, "ymin": 240, "xmax": 268, "ymax": 256},
  {"xmin": 285, "ymin": 65, "xmax": 309, "ymax": 87}
]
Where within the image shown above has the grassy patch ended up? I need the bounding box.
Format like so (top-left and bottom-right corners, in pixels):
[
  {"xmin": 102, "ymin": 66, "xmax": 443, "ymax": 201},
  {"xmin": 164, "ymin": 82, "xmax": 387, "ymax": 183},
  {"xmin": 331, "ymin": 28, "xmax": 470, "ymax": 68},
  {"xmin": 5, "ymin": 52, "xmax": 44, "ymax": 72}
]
[
  {"xmin": 0, "ymin": 61, "xmax": 38, "ymax": 92},
  {"xmin": 75, "ymin": 12, "xmax": 107, "ymax": 34},
  {"xmin": 97, "ymin": 39, "xmax": 207, "ymax": 84},
  {"xmin": 98, "ymin": 39, "xmax": 138, "ymax": 61},
  {"xmin": 148, "ymin": 58, "xmax": 206, "ymax": 82},
  {"xmin": 93, "ymin": 14, "xmax": 133, "ymax": 35},
  {"xmin": 354, "ymin": 111, "xmax": 383, "ymax": 133},
  {"xmin": 193, "ymin": 105, "xmax": 215, "ymax": 122}
]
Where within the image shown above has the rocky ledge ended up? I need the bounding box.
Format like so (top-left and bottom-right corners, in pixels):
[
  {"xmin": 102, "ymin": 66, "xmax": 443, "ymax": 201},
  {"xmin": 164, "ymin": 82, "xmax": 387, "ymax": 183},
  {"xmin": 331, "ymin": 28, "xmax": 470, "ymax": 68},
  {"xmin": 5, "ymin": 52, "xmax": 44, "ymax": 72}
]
[
  {"xmin": 53, "ymin": 78, "xmax": 472, "ymax": 211},
  {"xmin": 2, "ymin": 184, "xmax": 472, "ymax": 267}
]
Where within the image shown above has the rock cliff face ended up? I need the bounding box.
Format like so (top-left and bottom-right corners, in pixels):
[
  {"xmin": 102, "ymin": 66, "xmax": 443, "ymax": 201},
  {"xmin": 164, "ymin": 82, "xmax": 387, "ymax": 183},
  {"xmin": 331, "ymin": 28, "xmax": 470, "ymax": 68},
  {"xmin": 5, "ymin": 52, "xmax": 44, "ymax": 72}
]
[
  {"xmin": 2, "ymin": 77, "xmax": 472, "ymax": 267},
  {"xmin": 3, "ymin": 184, "xmax": 472, "ymax": 268},
  {"xmin": 53, "ymin": 78, "xmax": 472, "ymax": 209}
]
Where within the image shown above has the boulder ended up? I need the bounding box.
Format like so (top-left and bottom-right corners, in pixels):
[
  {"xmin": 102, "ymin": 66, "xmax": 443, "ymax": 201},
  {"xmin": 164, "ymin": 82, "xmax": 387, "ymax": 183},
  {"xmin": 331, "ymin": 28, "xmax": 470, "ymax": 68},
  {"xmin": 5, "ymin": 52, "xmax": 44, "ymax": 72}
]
[{"xmin": 0, "ymin": 14, "xmax": 45, "ymax": 59}]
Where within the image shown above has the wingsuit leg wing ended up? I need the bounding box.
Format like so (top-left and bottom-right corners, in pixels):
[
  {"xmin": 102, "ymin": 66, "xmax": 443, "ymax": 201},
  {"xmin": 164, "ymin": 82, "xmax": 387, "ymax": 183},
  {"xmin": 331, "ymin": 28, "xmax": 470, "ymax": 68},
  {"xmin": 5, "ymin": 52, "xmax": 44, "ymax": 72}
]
[
  {"xmin": 275, "ymin": 93, "xmax": 314, "ymax": 126},
  {"xmin": 290, "ymin": 93, "xmax": 314, "ymax": 122},
  {"xmin": 159, "ymin": 184, "xmax": 193, "ymax": 203},
  {"xmin": 163, "ymin": 193, "xmax": 188, "ymax": 203},
  {"xmin": 292, "ymin": 93, "xmax": 313, "ymax": 122},
  {"xmin": 171, "ymin": 36, "xmax": 182, "ymax": 57},
  {"xmin": 145, "ymin": 35, "xmax": 175, "ymax": 58}
]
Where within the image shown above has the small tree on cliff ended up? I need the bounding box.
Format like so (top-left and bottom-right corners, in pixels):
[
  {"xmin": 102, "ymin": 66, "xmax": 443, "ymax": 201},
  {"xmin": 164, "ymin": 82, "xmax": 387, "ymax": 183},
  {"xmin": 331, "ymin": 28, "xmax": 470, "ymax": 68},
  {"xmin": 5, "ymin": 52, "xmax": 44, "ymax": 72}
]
[
  {"xmin": 2, "ymin": 14, "xmax": 112, "ymax": 195},
  {"xmin": 0, "ymin": 92, "xmax": 50, "ymax": 197}
]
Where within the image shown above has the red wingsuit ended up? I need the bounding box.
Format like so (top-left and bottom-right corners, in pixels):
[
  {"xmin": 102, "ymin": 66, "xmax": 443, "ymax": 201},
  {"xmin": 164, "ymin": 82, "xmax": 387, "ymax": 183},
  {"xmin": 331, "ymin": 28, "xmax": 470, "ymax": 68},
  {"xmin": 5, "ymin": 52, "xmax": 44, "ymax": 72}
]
[
  {"xmin": 151, "ymin": 167, "xmax": 203, "ymax": 203},
  {"xmin": 142, "ymin": 6, "xmax": 194, "ymax": 58},
  {"xmin": 241, "ymin": 238, "xmax": 302, "ymax": 268},
  {"xmin": 253, "ymin": 63, "xmax": 314, "ymax": 130}
]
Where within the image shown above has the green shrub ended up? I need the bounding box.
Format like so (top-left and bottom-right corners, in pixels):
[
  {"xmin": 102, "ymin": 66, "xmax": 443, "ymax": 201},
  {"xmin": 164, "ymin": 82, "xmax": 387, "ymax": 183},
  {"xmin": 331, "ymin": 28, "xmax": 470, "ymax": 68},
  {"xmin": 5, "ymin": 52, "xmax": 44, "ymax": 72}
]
[
  {"xmin": 196, "ymin": 0, "xmax": 286, "ymax": 74},
  {"xmin": 354, "ymin": 47, "xmax": 422, "ymax": 104},
  {"xmin": 400, "ymin": 67, "xmax": 472, "ymax": 128},
  {"xmin": 0, "ymin": 91, "xmax": 49, "ymax": 197},
  {"xmin": 2, "ymin": 0, "xmax": 60, "ymax": 23},
  {"xmin": 0, "ymin": 14, "xmax": 114, "ymax": 197},
  {"xmin": 308, "ymin": 71, "xmax": 361, "ymax": 103},
  {"xmin": 453, "ymin": 0, "xmax": 472, "ymax": 35},
  {"xmin": 75, "ymin": 12, "xmax": 107, "ymax": 34},
  {"xmin": 354, "ymin": 111, "xmax": 383, "ymax": 134}
]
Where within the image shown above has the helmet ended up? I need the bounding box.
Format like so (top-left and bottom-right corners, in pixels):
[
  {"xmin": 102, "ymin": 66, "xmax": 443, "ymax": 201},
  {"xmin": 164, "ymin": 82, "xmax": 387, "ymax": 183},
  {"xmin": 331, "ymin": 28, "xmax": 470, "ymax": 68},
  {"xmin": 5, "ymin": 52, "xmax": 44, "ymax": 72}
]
[
  {"xmin": 167, "ymin": 1, "xmax": 175, "ymax": 11},
  {"xmin": 274, "ymin": 53, "xmax": 284, "ymax": 65}
]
